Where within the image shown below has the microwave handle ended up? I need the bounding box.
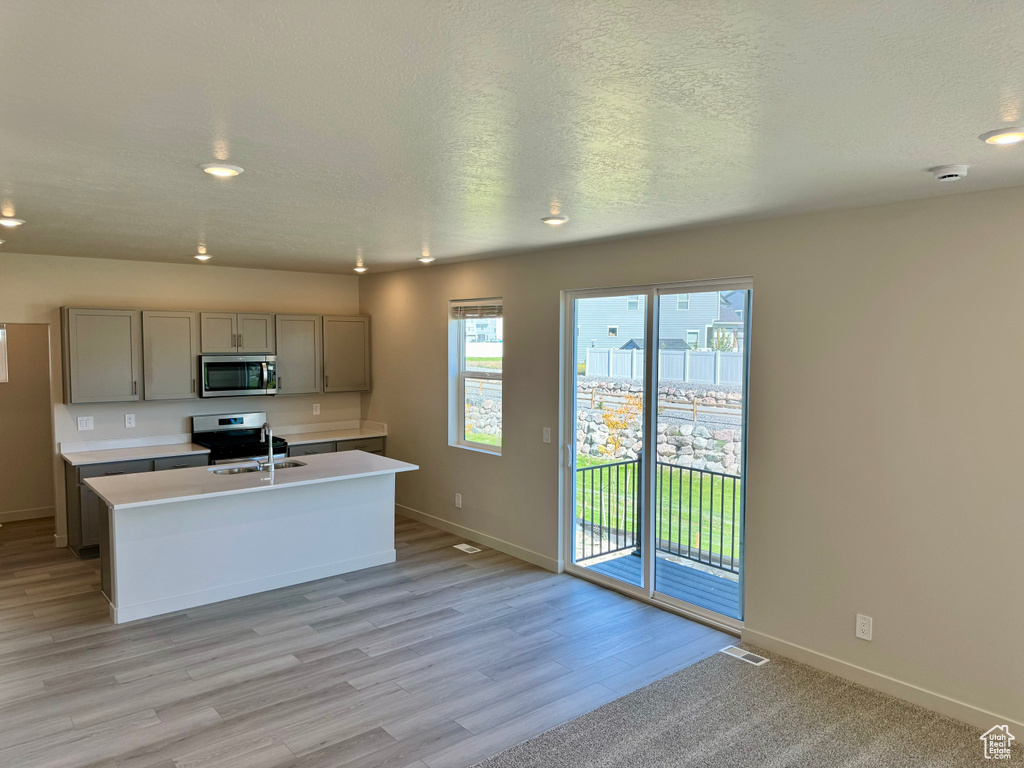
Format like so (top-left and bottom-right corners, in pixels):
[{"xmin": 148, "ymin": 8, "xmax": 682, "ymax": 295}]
[{"xmin": 261, "ymin": 361, "xmax": 268, "ymax": 390}]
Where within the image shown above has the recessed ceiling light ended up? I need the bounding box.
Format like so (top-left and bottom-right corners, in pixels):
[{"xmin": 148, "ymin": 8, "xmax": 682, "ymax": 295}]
[
  {"xmin": 194, "ymin": 254, "xmax": 212, "ymax": 261},
  {"xmin": 418, "ymin": 257, "xmax": 436, "ymax": 263},
  {"xmin": 979, "ymin": 128, "xmax": 1024, "ymax": 145},
  {"xmin": 0, "ymin": 217, "xmax": 25, "ymax": 227},
  {"xmin": 199, "ymin": 163, "xmax": 244, "ymax": 177},
  {"xmin": 542, "ymin": 215, "xmax": 568, "ymax": 226},
  {"xmin": 0, "ymin": 240, "xmax": 5, "ymax": 246},
  {"xmin": 354, "ymin": 266, "xmax": 367, "ymax": 273}
]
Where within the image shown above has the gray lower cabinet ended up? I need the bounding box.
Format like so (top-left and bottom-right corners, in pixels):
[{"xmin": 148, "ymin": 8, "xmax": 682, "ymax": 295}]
[
  {"xmin": 153, "ymin": 454, "xmax": 210, "ymax": 471},
  {"xmin": 287, "ymin": 436, "xmax": 385, "ymax": 458},
  {"xmin": 336, "ymin": 437, "xmax": 385, "ymax": 454},
  {"xmin": 288, "ymin": 441, "xmax": 335, "ymax": 457},
  {"xmin": 65, "ymin": 455, "xmax": 207, "ymax": 557},
  {"xmin": 62, "ymin": 308, "xmax": 143, "ymax": 403}
]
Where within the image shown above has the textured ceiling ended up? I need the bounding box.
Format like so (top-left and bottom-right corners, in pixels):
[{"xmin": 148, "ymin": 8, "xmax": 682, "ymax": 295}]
[{"xmin": 2, "ymin": 0, "xmax": 1024, "ymax": 273}]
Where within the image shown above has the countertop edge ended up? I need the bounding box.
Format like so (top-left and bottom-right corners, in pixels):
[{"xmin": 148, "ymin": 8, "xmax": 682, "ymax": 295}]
[{"xmin": 87, "ymin": 463, "xmax": 418, "ymax": 511}]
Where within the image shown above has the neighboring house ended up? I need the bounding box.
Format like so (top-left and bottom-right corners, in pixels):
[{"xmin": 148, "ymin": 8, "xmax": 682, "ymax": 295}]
[
  {"xmin": 619, "ymin": 338, "xmax": 691, "ymax": 350},
  {"xmin": 577, "ymin": 291, "xmax": 746, "ymax": 350},
  {"xmin": 465, "ymin": 317, "xmax": 501, "ymax": 342}
]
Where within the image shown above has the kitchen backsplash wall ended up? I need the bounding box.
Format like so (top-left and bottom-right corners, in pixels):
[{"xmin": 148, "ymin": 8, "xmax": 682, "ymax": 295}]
[{"xmin": 1, "ymin": 251, "xmax": 361, "ymax": 541}]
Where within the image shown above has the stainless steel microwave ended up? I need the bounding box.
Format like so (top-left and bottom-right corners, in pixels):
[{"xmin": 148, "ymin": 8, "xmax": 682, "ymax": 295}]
[{"xmin": 199, "ymin": 355, "xmax": 277, "ymax": 398}]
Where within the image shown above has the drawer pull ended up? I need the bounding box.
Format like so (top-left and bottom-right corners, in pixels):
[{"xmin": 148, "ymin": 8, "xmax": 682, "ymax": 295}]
[{"xmin": 104, "ymin": 471, "xmax": 126, "ymax": 476}]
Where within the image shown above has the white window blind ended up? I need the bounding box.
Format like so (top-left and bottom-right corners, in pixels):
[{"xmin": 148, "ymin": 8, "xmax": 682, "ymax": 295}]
[
  {"xmin": 0, "ymin": 324, "xmax": 8, "ymax": 383},
  {"xmin": 450, "ymin": 298, "xmax": 503, "ymax": 319}
]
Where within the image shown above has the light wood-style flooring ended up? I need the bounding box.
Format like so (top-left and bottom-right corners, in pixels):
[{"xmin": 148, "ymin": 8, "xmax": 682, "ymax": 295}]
[{"xmin": 0, "ymin": 516, "xmax": 732, "ymax": 768}]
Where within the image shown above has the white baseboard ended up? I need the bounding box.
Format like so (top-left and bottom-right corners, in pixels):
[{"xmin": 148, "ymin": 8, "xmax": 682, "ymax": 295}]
[
  {"xmin": 0, "ymin": 506, "xmax": 54, "ymax": 523},
  {"xmin": 110, "ymin": 549, "xmax": 396, "ymax": 624},
  {"xmin": 54, "ymin": 533, "xmax": 67, "ymax": 548},
  {"xmin": 743, "ymin": 628, "xmax": 1023, "ymax": 732},
  {"xmin": 396, "ymin": 504, "xmax": 562, "ymax": 573}
]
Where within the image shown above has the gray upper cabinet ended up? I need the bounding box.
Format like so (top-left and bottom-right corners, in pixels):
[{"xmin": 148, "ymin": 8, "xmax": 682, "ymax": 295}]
[
  {"xmin": 238, "ymin": 314, "xmax": 276, "ymax": 353},
  {"xmin": 199, "ymin": 313, "xmax": 237, "ymax": 354},
  {"xmin": 276, "ymin": 315, "xmax": 322, "ymax": 395},
  {"xmin": 323, "ymin": 316, "xmax": 370, "ymax": 392},
  {"xmin": 63, "ymin": 308, "xmax": 142, "ymax": 403},
  {"xmin": 143, "ymin": 310, "xmax": 199, "ymax": 400},
  {"xmin": 200, "ymin": 312, "xmax": 275, "ymax": 354}
]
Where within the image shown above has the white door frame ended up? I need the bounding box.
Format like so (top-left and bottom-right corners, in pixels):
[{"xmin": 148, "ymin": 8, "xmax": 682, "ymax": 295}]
[{"xmin": 560, "ymin": 278, "xmax": 753, "ymax": 635}]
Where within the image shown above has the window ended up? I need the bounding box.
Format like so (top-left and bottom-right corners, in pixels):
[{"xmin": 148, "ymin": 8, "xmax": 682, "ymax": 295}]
[
  {"xmin": 0, "ymin": 324, "xmax": 7, "ymax": 383},
  {"xmin": 607, "ymin": 326, "xmax": 618, "ymax": 337},
  {"xmin": 450, "ymin": 299, "xmax": 502, "ymax": 452},
  {"xmin": 686, "ymin": 330, "xmax": 699, "ymax": 348},
  {"xmin": 626, "ymin": 296, "xmax": 640, "ymax": 311},
  {"xmin": 677, "ymin": 294, "xmax": 690, "ymax": 310}
]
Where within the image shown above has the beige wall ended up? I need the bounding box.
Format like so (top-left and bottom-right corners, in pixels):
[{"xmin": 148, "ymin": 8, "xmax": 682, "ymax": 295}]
[
  {"xmin": 360, "ymin": 184, "xmax": 1024, "ymax": 728},
  {"xmin": 0, "ymin": 252, "xmax": 361, "ymax": 542},
  {"xmin": 0, "ymin": 324, "xmax": 55, "ymax": 521}
]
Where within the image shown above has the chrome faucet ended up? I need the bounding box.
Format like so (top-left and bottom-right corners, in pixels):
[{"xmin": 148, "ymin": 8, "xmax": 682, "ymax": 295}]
[{"xmin": 260, "ymin": 422, "xmax": 274, "ymax": 471}]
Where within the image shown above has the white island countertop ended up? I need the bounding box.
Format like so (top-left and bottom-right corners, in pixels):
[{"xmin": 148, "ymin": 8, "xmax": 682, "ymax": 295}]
[{"xmin": 86, "ymin": 450, "xmax": 417, "ymax": 511}]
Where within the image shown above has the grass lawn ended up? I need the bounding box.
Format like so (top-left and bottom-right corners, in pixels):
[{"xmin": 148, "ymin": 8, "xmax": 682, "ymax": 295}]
[
  {"xmin": 465, "ymin": 432, "xmax": 502, "ymax": 447},
  {"xmin": 466, "ymin": 357, "xmax": 502, "ymax": 371},
  {"xmin": 575, "ymin": 455, "xmax": 741, "ymax": 562}
]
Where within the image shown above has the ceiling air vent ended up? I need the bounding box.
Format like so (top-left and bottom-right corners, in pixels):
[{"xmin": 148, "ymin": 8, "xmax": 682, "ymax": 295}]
[{"xmin": 721, "ymin": 645, "xmax": 770, "ymax": 666}]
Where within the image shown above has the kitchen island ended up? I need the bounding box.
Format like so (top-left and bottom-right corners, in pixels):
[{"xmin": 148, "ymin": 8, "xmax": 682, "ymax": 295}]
[{"xmin": 86, "ymin": 451, "xmax": 417, "ymax": 624}]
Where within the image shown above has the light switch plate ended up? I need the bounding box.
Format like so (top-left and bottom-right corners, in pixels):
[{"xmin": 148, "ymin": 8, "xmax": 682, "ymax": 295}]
[
  {"xmin": 543, "ymin": 427, "xmax": 551, "ymax": 444},
  {"xmin": 313, "ymin": 403, "xmax": 320, "ymax": 415},
  {"xmin": 77, "ymin": 416, "xmax": 94, "ymax": 431},
  {"xmin": 125, "ymin": 413, "xmax": 136, "ymax": 428}
]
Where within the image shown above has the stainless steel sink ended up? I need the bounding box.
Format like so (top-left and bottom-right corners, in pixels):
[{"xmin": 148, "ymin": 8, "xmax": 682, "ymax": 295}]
[
  {"xmin": 208, "ymin": 460, "xmax": 306, "ymax": 475},
  {"xmin": 208, "ymin": 465, "xmax": 261, "ymax": 475}
]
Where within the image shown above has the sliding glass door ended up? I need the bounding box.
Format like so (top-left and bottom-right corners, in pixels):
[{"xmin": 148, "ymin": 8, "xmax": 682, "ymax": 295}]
[
  {"xmin": 570, "ymin": 293, "xmax": 647, "ymax": 588},
  {"xmin": 566, "ymin": 282, "xmax": 750, "ymax": 626}
]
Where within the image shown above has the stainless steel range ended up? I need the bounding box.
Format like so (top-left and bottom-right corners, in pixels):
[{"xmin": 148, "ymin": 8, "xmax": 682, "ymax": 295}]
[{"xmin": 191, "ymin": 411, "xmax": 288, "ymax": 465}]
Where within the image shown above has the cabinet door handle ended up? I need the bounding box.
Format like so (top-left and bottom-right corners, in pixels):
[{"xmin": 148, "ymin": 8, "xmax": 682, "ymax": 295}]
[
  {"xmin": 231, "ymin": 333, "xmax": 236, "ymax": 348},
  {"xmin": 104, "ymin": 471, "xmax": 126, "ymax": 476},
  {"xmin": 238, "ymin": 334, "xmax": 243, "ymax": 349},
  {"xmin": 191, "ymin": 378, "xmax": 196, "ymax": 393},
  {"xmin": 132, "ymin": 381, "xmax": 137, "ymax": 396}
]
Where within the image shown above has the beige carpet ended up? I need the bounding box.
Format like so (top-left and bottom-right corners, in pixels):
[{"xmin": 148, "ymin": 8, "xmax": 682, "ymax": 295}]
[{"xmin": 474, "ymin": 646, "xmax": 997, "ymax": 767}]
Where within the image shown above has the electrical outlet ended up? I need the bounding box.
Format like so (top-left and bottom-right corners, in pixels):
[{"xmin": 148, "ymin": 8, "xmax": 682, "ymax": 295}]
[
  {"xmin": 125, "ymin": 413, "xmax": 136, "ymax": 429},
  {"xmin": 313, "ymin": 403, "xmax": 320, "ymax": 415},
  {"xmin": 856, "ymin": 614, "xmax": 873, "ymax": 641},
  {"xmin": 543, "ymin": 427, "xmax": 551, "ymax": 444},
  {"xmin": 77, "ymin": 416, "xmax": 94, "ymax": 431},
  {"xmin": 455, "ymin": 493, "xmax": 462, "ymax": 509}
]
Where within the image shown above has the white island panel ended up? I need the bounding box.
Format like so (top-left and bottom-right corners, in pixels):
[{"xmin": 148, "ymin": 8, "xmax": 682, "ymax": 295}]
[{"xmin": 91, "ymin": 451, "xmax": 416, "ymax": 624}]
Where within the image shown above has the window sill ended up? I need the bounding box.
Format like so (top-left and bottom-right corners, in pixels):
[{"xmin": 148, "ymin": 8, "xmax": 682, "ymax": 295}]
[{"xmin": 450, "ymin": 441, "xmax": 502, "ymax": 456}]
